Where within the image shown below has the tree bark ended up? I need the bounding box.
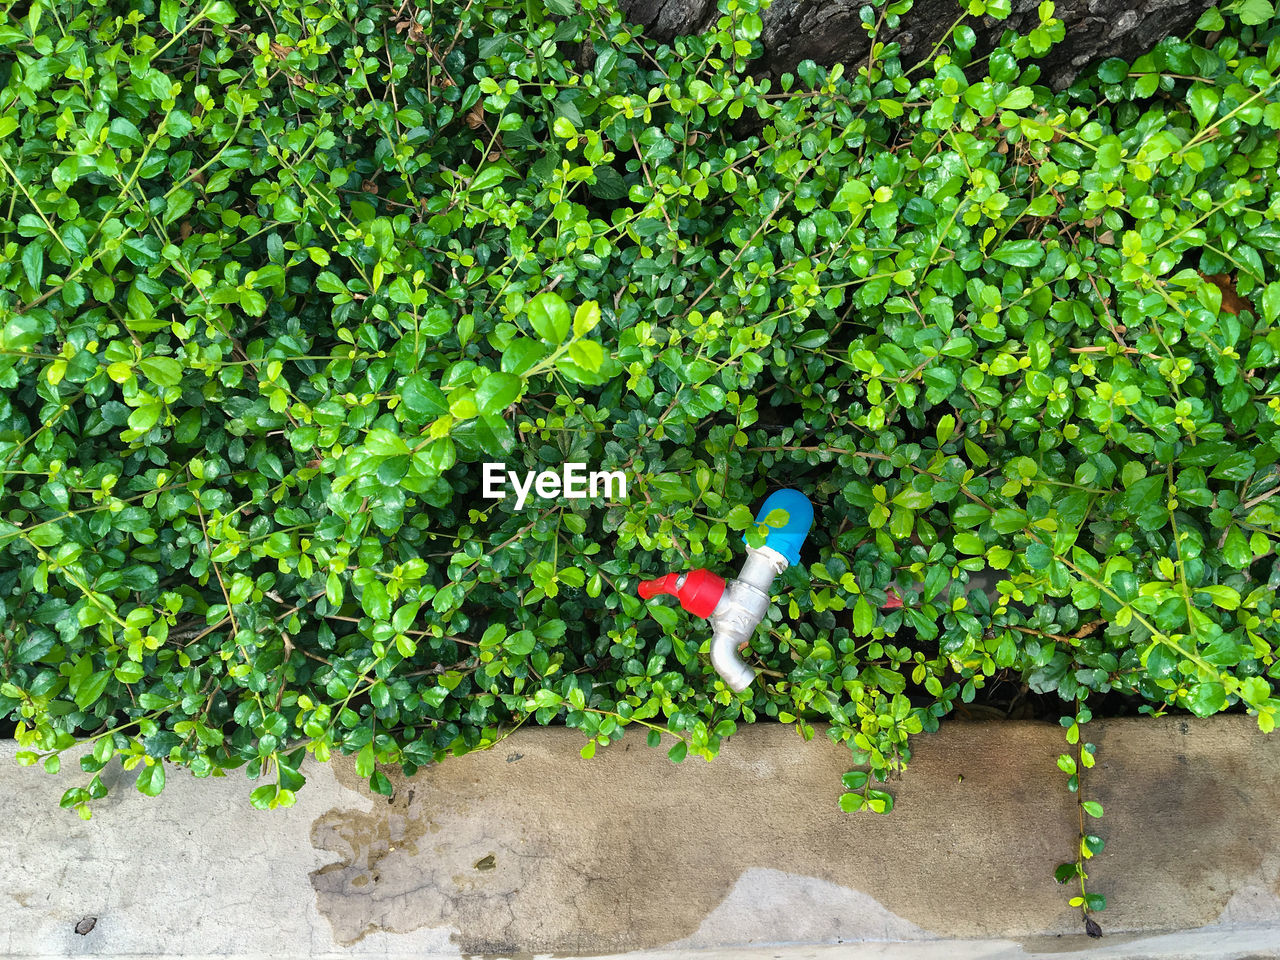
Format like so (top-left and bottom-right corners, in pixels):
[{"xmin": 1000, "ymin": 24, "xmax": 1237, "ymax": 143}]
[{"xmin": 617, "ymin": 0, "xmax": 1214, "ymax": 90}]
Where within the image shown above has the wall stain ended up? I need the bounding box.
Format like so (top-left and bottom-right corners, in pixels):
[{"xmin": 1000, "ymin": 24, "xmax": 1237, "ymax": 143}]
[{"xmin": 308, "ymin": 717, "xmax": 1280, "ymax": 957}]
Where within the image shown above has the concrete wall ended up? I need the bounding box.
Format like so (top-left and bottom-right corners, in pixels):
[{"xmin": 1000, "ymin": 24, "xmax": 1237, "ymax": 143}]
[{"xmin": 1, "ymin": 717, "xmax": 1278, "ymax": 959}]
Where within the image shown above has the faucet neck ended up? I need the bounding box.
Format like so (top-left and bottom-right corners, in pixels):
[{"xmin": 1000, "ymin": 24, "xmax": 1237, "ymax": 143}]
[{"xmin": 737, "ymin": 545, "xmax": 788, "ymax": 591}]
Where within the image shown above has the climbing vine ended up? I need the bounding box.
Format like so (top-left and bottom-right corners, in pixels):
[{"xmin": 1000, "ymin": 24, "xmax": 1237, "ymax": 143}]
[{"xmin": 2, "ymin": 0, "xmax": 1280, "ymax": 930}]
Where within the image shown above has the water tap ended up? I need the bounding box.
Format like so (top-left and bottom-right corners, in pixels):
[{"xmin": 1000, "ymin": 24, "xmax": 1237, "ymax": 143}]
[{"xmin": 638, "ymin": 489, "xmax": 815, "ymax": 692}]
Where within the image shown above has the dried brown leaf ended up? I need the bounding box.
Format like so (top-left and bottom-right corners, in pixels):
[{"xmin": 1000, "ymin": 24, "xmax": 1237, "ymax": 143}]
[{"xmin": 1200, "ymin": 272, "xmax": 1252, "ymax": 316}]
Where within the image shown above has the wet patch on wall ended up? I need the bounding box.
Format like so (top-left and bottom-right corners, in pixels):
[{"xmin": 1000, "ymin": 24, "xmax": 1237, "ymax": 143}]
[{"xmin": 309, "ymin": 718, "xmax": 1280, "ymax": 955}]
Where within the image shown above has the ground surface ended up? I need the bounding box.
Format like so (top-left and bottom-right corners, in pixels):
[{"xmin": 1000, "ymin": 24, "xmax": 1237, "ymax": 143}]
[{"xmin": 1, "ymin": 717, "xmax": 1278, "ymax": 959}]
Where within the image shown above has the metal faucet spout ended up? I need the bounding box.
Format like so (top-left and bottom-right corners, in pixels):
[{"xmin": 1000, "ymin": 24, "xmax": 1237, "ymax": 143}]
[{"xmin": 638, "ymin": 489, "xmax": 815, "ymax": 691}]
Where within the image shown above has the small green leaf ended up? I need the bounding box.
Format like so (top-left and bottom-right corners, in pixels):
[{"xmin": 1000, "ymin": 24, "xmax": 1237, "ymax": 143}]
[
  {"xmin": 1197, "ymin": 584, "xmax": 1240, "ymax": 610},
  {"xmin": 1189, "ymin": 86, "xmax": 1219, "ymax": 127},
  {"xmin": 139, "ymin": 356, "xmax": 183, "ymax": 387},
  {"xmin": 568, "ymin": 340, "xmax": 604, "ymax": 372},
  {"xmin": 1096, "ymin": 58, "xmax": 1128, "ymax": 84},
  {"xmin": 505, "ymin": 630, "xmax": 536, "ymax": 655},
  {"xmin": 250, "ymin": 784, "xmax": 277, "ymax": 809},
  {"xmin": 74, "ymin": 670, "xmax": 111, "ymax": 711},
  {"xmin": 991, "ymin": 239, "xmax": 1044, "ymax": 267},
  {"xmin": 365, "ymin": 428, "xmax": 409, "ymax": 458},
  {"xmin": 204, "ymin": 0, "xmax": 237, "ymax": 24},
  {"xmin": 475, "ymin": 371, "xmax": 524, "ymax": 415},
  {"xmin": 527, "ymin": 291, "xmax": 571, "ymax": 343},
  {"xmin": 23, "ymin": 243, "xmax": 44, "ymax": 290},
  {"xmin": 936, "ymin": 413, "xmax": 955, "ymax": 446},
  {"xmin": 356, "ymin": 743, "xmax": 375, "ymax": 778},
  {"xmin": 852, "ymin": 595, "xmax": 874, "ymax": 635},
  {"xmin": 1235, "ymin": 0, "xmax": 1275, "ymax": 24},
  {"xmin": 136, "ymin": 762, "xmax": 166, "ymax": 797},
  {"xmin": 470, "ymin": 163, "xmax": 513, "ymax": 192}
]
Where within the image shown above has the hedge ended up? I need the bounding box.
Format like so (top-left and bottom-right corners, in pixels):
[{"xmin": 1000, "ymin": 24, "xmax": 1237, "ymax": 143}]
[{"xmin": 3, "ymin": 0, "xmax": 1280, "ymax": 915}]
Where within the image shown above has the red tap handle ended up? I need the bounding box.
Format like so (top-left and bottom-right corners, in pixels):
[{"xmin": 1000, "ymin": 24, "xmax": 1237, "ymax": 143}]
[
  {"xmin": 637, "ymin": 568, "xmax": 725, "ymax": 619},
  {"xmin": 638, "ymin": 573, "xmax": 680, "ymax": 600}
]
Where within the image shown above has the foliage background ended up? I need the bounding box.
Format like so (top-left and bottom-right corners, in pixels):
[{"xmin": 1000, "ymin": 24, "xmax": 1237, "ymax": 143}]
[{"xmin": 2, "ymin": 0, "xmax": 1280, "ymax": 856}]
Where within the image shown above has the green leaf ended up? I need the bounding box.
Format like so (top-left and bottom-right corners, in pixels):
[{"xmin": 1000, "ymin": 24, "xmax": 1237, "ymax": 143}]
[
  {"xmin": 588, "ymin": 165, "xmax": 627, "ymax": 200},
  {"xmin": 114, "ymin": 661, "xmax": 145, "ymax": 684},
  {"xmin": 502, "ymin": 337, "xmax": 548, "ymax": 375},
  {"xmin": 648, "ymin": 603, "xmax": 678, "ymax": 631},
  {"xmin": 991, "ymin": 239, "xmax": 1044, "ymax": 267},
  {"xmin": 838, "ymin": 792, "xmax": 864, "ymax": 813},
  {"xmin": 1025, "ymin": 542, "xmax": 1053, "ymax": 569},
  {"xmin": 1261, "ymin": 282, "xmax": 1280, "ymax": 324},
  {"xmin": 573, "ymin": 300, "xmax": 601, "ymax": 337},
  {"xmin": 1235, "ymin": 0, "xmax": 1275, "ymax": 24},
  {"xmin": 1185, "ymin": 681, "xmax": 1227, "ymax": 717},
  {"xmin": 527, "ymin": 291, "xmax": 571, "ymax": 343},
  {"xmin": 74, "ymin": 670, "xmax": 111, "ymax": 711},
  {"xmin": 505, "ymin": 630, "xmax": 536, "ymax": 655},
  {"xmin": 315, "ymin": 271, "xmax": 346, "ymax": 294},
  {"xmin": 361, "ymin": 580, "xmax": 391, "ymax": 621},
  {"xmin": 1000, "ymin": 87, "xmax": 1035, "ymax": 109},
  {"xmin": 1196, "ymin": 584, "xmax": 1239, "ymax": 610},
  {"xmin": 893, "ymin": 487, "xmax": 933, "ymax": 510},
  {"xmin": 1210, "ymin": 451, "xmax": 1255, "ymax": 482},
  {"xmin": 830, "ymin": 179, "xmax": 871, "ymax": 213},
  {"xmin": 136, "ymin": 763, "xmax": 166, "ymax": 797},
  {"xmin": 205, "ymin": 0, "xmax": 237, "ymax": 24},
  {"xmin": 1196, "ymin": 6, "xmax": 1226, "ymax": 29},
  {"xmin": 164, "ymin": 189, "xmax": 194, "ymax": 226},
  {"xmin": 356, "ymin": 743, "xmax": 375, "ymax": 778},
  {"xmin": 160, "ymin": 0, "xmax": 180, "ymax": 32},
  {"xmin": 936, "ymin": 414, "xmax": 955, "ymax": 446},
  {"xmin": 366, "ymin": 428, "xmax": 409, "ymax": 457},
  {"xmin": 852, "ymin": 595, "xmax": 874, "ymax": 635},
  {"xmin": 1096, "ymin": 58, "xmax": 1128, "ymax": 83},
  {"xmin": 23, "ymin": 243, "xmax": 44, "ymax": 290},
  {"xmin": 1122, "ymin": 475, "xmax": 1163, "ymax": 512},
  {"xmin": 568, "ymin": 340, "xmax": 604, "ymax": 372},
  {"xmin": 1189, "ymin": 86, "xmax": 1219, "ymax": 127},
  {"xmin": 371, "ymin": 218, "xmax": 393, "ymax": 258},
  {"xmin": 139, "ymin": 356, "xmax": 183, "ymax": 387},
  {"xmin": 400, "ymin": 374, "xmax": 448, "ymax": 417},
  {"xmin": 107, "ymin": 117, "xmax": 143, "ymax": 148},
  {"xmin": 471, "ymin": 163, "xmax": 513, "ymax": 192},
  {"xmin": 250, "ymin": 784, "xmax": 277, "ymax": 809},
  {"xmin": 475, "ymin": 371, "xmax": 523, "ymax": 415},
  {"xmin": 1145, "ymin": 644, "xmax": 1179, "ymax": 680}
]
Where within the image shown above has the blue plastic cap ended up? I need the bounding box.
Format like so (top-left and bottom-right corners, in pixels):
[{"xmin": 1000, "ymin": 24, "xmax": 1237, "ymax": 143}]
[{"xmin": 743, "ymin": 488, "xmax": 814, "ymax": 566}]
